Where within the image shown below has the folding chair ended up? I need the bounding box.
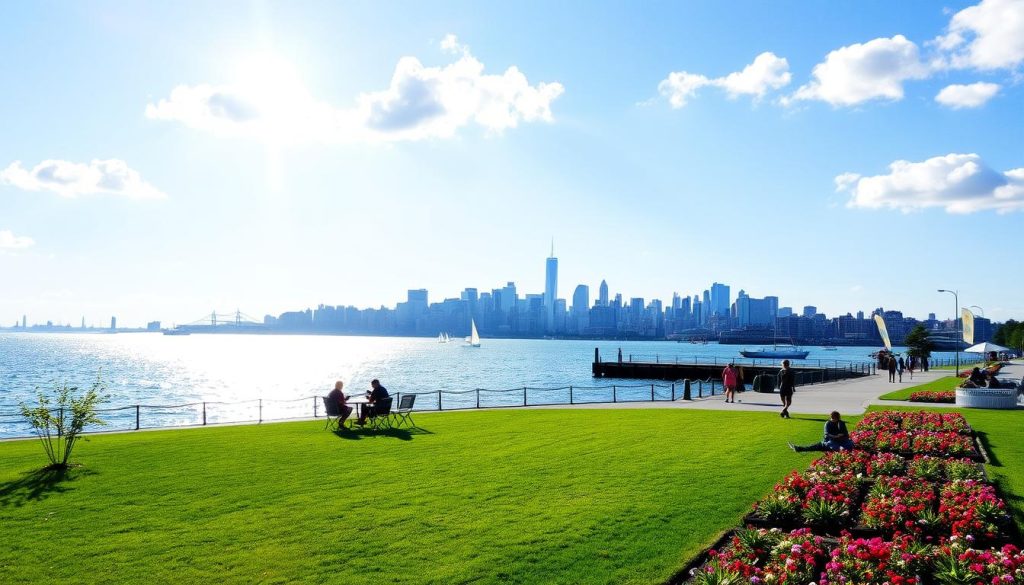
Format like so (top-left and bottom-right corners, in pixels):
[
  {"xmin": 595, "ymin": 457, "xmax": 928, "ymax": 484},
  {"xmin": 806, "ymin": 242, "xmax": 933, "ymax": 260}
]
[
  {"xmin": 367, "ymin": 397, "xmax": 394, "ymax": 431},
  {"xmin": 322, "ymin": 396, "xmax": 342, "ymax": 430},
  {"xmin": 391, "ymin": 394, "xmax": 417, "ymax": 428}
]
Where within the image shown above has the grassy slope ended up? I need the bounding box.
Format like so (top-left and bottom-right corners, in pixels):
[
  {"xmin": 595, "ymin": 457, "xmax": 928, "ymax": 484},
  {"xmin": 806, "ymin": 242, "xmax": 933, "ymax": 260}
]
[
  {"xmin": 0, "ymin": 410, "xmax": 825, "ymax": 585},
  {"xmin": 878, "ymin": 376, "xmax": 961, "ymax": 400}
]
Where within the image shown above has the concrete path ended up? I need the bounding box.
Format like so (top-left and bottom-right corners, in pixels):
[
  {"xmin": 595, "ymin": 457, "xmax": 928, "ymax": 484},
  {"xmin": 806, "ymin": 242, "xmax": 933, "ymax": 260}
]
[{"xmin": 533, "ymin": 360, "xmax": 1023, "ymax": 415}]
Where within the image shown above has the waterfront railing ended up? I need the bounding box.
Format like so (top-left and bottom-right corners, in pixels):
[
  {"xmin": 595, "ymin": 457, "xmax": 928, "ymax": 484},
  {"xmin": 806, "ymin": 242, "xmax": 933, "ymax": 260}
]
[
  {"xmin": 0, "ymin": 365, "xmax": 900, "ymax": 439},
  {"xmin": 607, "ymin": 353, "xmax": 981, "ymax": 369}
]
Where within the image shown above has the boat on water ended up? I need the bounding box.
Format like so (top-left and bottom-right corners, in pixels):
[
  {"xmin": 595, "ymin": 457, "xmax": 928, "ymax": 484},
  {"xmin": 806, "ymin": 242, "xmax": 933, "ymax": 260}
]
[
  {"xmin": 740, "ymin": 346, "xmax": 809, "ymax": 359},
  {"xmin": 740, "ymin": 334, "xmax": 808, "ymax": 359},
  {"xmin": 162, "ymin": 328, "xmax": 191, "ymax": 336},
  {"xmin": 464, "ymin": 319, "xmax": 481, "ymax": 348},
  {"xmin": 437, "ymin": 332, "xmax": 451, "ymax": 343}
]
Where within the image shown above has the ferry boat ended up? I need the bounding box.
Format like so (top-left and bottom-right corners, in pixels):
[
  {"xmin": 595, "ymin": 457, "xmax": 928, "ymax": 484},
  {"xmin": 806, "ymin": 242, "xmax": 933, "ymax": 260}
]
[{"xmin": 739, "ymin": 346, "xmax": 809, "ymax": 359}]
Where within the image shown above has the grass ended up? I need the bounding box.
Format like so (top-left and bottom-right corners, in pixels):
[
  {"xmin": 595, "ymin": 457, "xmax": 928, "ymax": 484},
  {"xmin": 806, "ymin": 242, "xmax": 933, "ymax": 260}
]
[
  {"xmin": 0, "ymin": 409, "xmax": 827, "ymax": 585},
  {"xmin": 877, "ymin": 376, "xmax": 961, "ymax": 400}
]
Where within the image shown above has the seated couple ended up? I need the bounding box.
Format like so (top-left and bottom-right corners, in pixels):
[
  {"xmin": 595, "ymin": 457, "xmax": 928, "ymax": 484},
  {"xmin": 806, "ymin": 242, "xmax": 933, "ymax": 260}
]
[
  {"xmin": 788, "ymin": 411, "xmax": 854, "ymax": 452},
  {"xmin": 326, "ymin": 379, "xmax": 391, "ymax": 428}
]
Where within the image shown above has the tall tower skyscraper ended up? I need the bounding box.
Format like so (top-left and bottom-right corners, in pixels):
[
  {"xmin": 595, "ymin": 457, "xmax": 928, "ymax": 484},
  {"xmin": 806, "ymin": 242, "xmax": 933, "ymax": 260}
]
[
  {"xmin": 598, "ymin": 280, "xmax": 609, "ymax": 306},
  {"xmin": 544, "ymin": 241, "xmax": 558, "ymax": 333}
]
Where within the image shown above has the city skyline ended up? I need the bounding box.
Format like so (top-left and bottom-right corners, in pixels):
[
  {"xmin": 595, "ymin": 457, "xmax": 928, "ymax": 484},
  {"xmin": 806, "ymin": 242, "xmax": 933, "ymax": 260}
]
[
  {"xmin": 7, "ymin": 247, "xmax": 1005, "ymax": 331},
  {"xmin": 1, "ymin": 2, "xmax": 1022, "ymax": 326}
]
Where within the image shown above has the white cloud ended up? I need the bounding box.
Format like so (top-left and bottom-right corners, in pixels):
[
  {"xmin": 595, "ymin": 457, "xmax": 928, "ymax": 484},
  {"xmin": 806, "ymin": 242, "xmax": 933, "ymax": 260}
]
[
  {"xmin": 934, "ymin": 0, "xmax": 1024, "ymax": 70},
  {"xmin": 658, "ymin": 52, "xmax": 791, "ymax": 108},
  {"xmin": 1, "ymin": 159, "xmax": 165, "ymax": 199},
  {"xmin": 716, "ymin": 52, "xmax": 792, "ymax": 99},
  {"xmin": 788, "ymin": 36, "xmax": 928, "ymax": 106},
  {"xmin": 146, "ymin": 35, "xmax": 564, "ymax": 143},
  {"xmin": 0, "ymin": 230, "xmax": 34, "ymax": 250},
  {"xmin": 935, "ymin": 82, "xmax": 1000, "ymax": 108},
  {"xmin": 837, "ymin": 153, "xmax": 1024, "ymax": 214},
  {"xmin": 657, "ymin": 72, "xmax": 712, "ymax": 108}
]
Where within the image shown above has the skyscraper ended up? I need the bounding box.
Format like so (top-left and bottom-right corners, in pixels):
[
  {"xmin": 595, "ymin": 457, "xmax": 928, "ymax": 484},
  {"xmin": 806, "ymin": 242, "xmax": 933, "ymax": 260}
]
[
  {"xmin": 598, "ymin": 280, "xmax": 609, "ymax": 306},
  {"xmin": 710, "ymin": 282, "xmax": 731, "ymax": 318},
  {"xmin": 544, "ymin": 243, "xmax": 558, "ymax": 333}
]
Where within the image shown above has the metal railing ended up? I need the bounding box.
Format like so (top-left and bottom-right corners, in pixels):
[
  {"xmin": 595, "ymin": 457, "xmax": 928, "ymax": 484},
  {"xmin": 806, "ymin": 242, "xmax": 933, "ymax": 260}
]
[
  {"xmin": 0, "ymin": 367, "xmax": 869, "ymax": 439},
  {"xmin": 606, "ymin": 353, "xmax": 980, "ymax": 369}
]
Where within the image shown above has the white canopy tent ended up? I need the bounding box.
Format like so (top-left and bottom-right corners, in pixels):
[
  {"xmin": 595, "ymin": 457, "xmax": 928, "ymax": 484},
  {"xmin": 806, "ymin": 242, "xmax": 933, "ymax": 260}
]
[{"xmin": 963, "ymin": 342, "xmax": 1011, "ymax": 354}]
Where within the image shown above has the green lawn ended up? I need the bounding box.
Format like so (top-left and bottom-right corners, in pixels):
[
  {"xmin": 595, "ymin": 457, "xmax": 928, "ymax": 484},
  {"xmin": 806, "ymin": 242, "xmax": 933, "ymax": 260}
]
[
  {"xmin": 0, "ymin": 410, "xmax": 826, "ymax": 585},
  {"xmin": 878, "ymin": 376, "xmax": 961, "ymax": 400},
  {"xmin": 5, "ymin": 406, "xmax": 1024, "ymax": 584}
]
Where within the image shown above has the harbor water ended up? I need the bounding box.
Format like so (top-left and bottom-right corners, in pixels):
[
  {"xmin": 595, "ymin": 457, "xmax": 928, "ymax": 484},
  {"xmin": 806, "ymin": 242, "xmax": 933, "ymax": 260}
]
[{"xmin": 0, "ymin": 332, "xmax": 962, "ymax": 438}]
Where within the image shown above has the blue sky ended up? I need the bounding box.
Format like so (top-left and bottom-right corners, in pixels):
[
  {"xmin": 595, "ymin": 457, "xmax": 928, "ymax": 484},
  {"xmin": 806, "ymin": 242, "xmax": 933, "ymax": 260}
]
[{"xmin": 1, "ymin": 0, "xmax": 1022, "ymax": 326}]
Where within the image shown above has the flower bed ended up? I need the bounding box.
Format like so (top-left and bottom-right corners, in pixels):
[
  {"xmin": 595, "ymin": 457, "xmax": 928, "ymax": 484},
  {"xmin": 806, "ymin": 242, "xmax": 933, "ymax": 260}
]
[
  {"xmin": 860, "ymin": 476, "xmax": 937, "ymax": 535},
  {"xmin": 749, "ymin": 471, "xmax": 860, "ymax": 528},
  {"xmin": 678, "ymin": 410, "xmax": 1018, "ymax": 585},
  {"xmin": 855, "ymin": 411, "xmax": 970, "ymax": 434},
  {"xmin": 821, "ymin": 534, "xmax": 930, "ymax": 585},
  {"xmin": 931, "ymin": 539, "xmax": 1024, "ymax": 585},
  {"xmin": 909, "ymin": 390, "xmax": 955, "ymax": 403},
  {"xmin": 689, "ymin": 528, "xmax": 828, "ymax": 585},
  {"xmin": 940, "ymin": 480, "xmax": 1010, "ymax": 541},
  {"xmin": 849, "ymin": 430, "xmax": 979, "ymax": 459}
]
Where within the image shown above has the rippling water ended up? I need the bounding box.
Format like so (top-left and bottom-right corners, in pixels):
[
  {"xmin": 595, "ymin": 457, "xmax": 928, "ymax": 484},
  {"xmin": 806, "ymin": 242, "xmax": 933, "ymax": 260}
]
[{"xmin": 0, "ymin": 332, "xmax": 954, "ymax": 437}]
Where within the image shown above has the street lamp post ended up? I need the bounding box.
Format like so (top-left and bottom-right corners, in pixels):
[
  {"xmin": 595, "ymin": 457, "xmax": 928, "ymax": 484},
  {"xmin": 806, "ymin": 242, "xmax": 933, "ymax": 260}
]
[{"xmin": 938, "ymin": 289, "xmax": 959, "ymax": 373}]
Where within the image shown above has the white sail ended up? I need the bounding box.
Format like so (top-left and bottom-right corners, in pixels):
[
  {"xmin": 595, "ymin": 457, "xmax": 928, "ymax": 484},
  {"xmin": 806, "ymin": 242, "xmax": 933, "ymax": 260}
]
[{"xmin": 469, "ymin": 319, "xmax": 481, "ymax": 347}]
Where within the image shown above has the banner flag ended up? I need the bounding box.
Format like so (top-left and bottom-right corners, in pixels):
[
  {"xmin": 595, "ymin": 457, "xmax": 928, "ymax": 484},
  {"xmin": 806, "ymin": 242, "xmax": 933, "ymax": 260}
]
[
  {"xmin": 874, "ymin": 314, "xmax": 892, "ymax": 350},
  {"xmin": 962, "ymin": 308, "xmax": 975, "ymax": 345}
]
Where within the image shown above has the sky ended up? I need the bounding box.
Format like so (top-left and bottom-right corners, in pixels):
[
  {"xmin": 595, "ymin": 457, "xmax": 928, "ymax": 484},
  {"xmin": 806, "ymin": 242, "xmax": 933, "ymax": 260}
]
[{"xmin": 1, "ymin": 0, "xmax": 1022, "ymax": 327}]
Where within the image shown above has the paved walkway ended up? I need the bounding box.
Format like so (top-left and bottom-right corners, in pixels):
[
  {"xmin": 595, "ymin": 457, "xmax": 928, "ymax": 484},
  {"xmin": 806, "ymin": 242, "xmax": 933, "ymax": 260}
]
[{"xmin": 533, "ymin": 360, "xmax": 1023, "ymax": 415}]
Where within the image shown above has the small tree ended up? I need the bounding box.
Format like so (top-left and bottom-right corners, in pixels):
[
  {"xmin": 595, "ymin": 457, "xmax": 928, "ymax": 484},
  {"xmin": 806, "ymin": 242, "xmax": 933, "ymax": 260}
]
[
  {"xmin": 905, "ymin": 324, "xmax": 934, "ymax": 360},
  {"xmin": 20, "ymin": 378, "xmax": 107, "ymax": 469}
]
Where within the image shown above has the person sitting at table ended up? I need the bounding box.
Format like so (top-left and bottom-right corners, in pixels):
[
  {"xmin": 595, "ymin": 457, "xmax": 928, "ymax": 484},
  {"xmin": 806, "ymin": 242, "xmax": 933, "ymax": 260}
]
[
  {"xmin": 357, "ymin": 379, "xmax": 390, "ymax": 426},
  {"xmin": 788, "ymin": 411, "xmax": 854, "ymax": 452},
  {"xmin": 327, "ymin": 380, "xmax": 353, "ymax": 427},
  {"xmin": 969, "ymin": 367, "xmax": 987, "ymax": 386}
]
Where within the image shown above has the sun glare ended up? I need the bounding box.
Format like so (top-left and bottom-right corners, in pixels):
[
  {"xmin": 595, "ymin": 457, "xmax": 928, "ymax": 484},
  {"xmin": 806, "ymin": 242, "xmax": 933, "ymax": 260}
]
[{"xmin": 229, "ymin": 52, "xmax": 324, "ymax": 145}]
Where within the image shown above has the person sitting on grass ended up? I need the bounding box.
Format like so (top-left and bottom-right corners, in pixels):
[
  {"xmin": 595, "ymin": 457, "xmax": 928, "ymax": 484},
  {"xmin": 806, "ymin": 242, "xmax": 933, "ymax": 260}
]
[{"xmin": 788, "ymin": 411, "xmax": 854, "ymax": 452}]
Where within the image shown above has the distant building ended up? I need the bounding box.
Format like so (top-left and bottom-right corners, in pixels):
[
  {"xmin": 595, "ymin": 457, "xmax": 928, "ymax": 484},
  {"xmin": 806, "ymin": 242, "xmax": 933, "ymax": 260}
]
[
  {"xmin": 803, "ymin": 306, "xmax": 817, "ymax": 317},
  {"xmin": 571, "ymin": 285, "xmax": 589, "ymax": 334},
  {"xmin": 598, "ymin": 280, "xmax": 609, "ymax": 306},
  {"xmin": 147, "ymin": 321, "xmax": 161, "ymax": 331},
  {"xmin": 710, "ymin": 283, "xmax": 730, "ymax": 318},
  {"xmin": 544, "ymin": 250, "xmax": 558, "ymax": 333},
  {"xmin": 110, "ymin": 316, "xmax": 117, "ymax": 330}
]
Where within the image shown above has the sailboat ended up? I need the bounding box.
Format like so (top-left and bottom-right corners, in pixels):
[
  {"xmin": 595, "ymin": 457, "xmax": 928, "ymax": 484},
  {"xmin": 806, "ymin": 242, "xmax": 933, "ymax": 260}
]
[
  {"xmin": 465, "ymin": 319, "xmax": 481, "ymax": 347},
  {"xmin": 739, "ymin": 324, "xmax": 808, "ymax": 359}
]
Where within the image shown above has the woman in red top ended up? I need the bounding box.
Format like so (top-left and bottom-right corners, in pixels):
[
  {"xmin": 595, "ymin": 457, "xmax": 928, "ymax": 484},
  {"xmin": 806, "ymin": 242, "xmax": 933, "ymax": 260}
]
[{"xmin": 722, "ymin": 363, "xmax": 739, "ymax": 403}]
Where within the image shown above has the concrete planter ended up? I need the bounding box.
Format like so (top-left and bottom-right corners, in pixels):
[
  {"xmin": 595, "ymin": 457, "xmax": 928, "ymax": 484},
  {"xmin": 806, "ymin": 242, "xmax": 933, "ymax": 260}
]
[{"xmin": 955, "ymin": 387, "xmax": 1018, "ymax": 409}]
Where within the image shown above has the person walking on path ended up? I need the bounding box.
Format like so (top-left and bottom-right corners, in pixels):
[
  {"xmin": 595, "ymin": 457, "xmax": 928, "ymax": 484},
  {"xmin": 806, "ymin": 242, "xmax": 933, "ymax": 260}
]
[
  {"xmin": 722, "ymin": 363, "xmax": 739, "ymax": 404},
  {"xmin": 788, "ymin": 411, "xmax": 854, "ymax": 452},
  {"xmin": 897, "ymin": 356, "xmax": 905, "ymax": 382},
  {"xmin": 887, "ymin": 356, "xmax": 897, "ymax": 383},
  {"xmin": 778, "ymin": 359, "xmax": 795, "ymax": 419}
]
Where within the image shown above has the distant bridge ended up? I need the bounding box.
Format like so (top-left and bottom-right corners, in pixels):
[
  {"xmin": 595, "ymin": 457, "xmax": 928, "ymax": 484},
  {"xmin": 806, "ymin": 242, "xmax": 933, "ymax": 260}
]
[{"xmin": 166, "ymin": 310, "xmax": 265, "ymax": 334}]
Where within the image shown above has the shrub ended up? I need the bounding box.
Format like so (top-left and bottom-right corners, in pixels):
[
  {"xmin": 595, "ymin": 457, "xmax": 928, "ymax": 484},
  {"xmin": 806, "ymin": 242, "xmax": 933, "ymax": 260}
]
[{"xmin": 19, "ymin": 378, "xmax": 107, "ymax": 469}]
